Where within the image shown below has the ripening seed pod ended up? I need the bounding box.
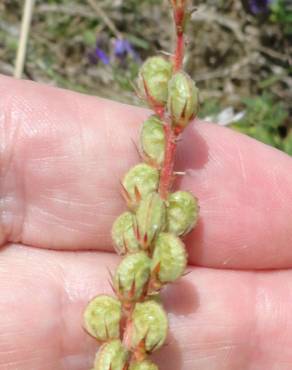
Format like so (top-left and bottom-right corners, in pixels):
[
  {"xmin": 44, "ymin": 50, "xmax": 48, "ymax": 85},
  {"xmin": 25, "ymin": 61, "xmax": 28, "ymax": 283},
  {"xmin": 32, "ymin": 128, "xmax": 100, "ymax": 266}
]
[
  {"xmin": 167, "ymin": 191, "xmax": 199, "ymax": 236},
  {"xmin": 114, "ymin": 252, "xmax": 151, "ymax": 303},
  {"xmin": 138, "ymin": 56, "xmax": 173, "ymax": 107},
  {"xmin": 141, "ymin": 115, "xmax": 166, "ymax": 167},
  {"xmin": 112, "ymin": 212, "xmax": 140, "ymax": 255},
  {"xmin": 93, "ymin": 339, "xmax": 129, "ymax": 370},
  {"xmin": 129, "ymin": 360, "xmax": 158, "ymax": 370},
  {"xmin": 127, "ymin": 300, "xmax": 168, "ymax": 355},
  {"xmin": 122, "ymin": 164, "xmax": 159, "ymax": 209},
  {"xmin": 136, "ymin": 192, "xmax": 166, "ymax": 249},
  {"xmin": 151, "ymin": 232, "xmax": 187, "ymax": 287},
  {"xmin": 83, "ymin": 295, "xmax": 121, "ymax": 341},
  {"xmin": 167, "ymin": 71, "xmax": 199, "ymax": 129}
]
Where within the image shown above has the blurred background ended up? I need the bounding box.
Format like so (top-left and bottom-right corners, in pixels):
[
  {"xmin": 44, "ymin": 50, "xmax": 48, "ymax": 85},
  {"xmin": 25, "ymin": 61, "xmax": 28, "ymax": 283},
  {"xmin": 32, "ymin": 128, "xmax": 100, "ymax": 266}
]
[{"xmin": 0, "ymin": 0, "xmax": 291, "ymax": 154}]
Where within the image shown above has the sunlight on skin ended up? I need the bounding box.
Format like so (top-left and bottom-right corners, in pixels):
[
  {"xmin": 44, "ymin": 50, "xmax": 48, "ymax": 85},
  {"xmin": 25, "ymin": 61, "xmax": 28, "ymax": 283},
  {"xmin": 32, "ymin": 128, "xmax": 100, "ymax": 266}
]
[
  {"xmin": 1, "ymin": 75, "xmax": 292, "ymax": 369},
  {"xmin": 1, "ymin": 245, "xmax": 292, "ymax": 370},
  {"xmin": 1, "ymin": 76, "xmax": 292, "ymax": 269}
]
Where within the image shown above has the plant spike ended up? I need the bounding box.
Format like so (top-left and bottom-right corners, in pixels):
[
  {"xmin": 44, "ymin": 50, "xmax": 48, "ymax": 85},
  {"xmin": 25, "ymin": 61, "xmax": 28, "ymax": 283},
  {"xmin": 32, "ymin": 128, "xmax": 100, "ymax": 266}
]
[{"xmin": 83, "ymin": 1, "xmax": 200, "ymax": 369}]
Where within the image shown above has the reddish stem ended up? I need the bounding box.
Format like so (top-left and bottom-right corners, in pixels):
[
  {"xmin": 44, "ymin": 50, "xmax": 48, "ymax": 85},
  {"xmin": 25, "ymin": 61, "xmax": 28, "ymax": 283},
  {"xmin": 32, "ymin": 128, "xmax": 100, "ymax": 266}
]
[
  {"xmin": 158, "ymin": 125, "xmax": 177, "ymax": 200},
  {"xmin": 173, "ymin": 32, "xmax": 184, "ymax": 72},
  {"xmin": 159, "ymin": 3, "xmax": 186, "ymax": 199}
]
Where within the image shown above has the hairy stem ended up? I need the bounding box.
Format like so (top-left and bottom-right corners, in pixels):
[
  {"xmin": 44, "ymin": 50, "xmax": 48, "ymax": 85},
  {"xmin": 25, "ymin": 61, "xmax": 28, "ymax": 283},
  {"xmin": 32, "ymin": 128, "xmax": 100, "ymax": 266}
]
[
  {"xmin": 83, "ymin": 3, "xmax": 200, "ymax": 369},
  {"xmin": 158, "ymin": 125, "xmax": 177, "ymax": 200},
  {"xmin": 158, "ymin": 5, "xmax": 185, "ymax": 200},
  {"xmin": 173, "ymin": 32, "xmax": 184, "ymax": 72}
]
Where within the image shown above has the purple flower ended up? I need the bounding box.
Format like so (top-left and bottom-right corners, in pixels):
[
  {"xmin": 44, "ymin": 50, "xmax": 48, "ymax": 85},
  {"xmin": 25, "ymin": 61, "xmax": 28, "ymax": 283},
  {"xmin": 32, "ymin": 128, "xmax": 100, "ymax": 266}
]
[
  {"xmin": 113, "ymin": 38, "xmax": 139, "ymax": 61},
  {"xmin": 88, "ymin": 37, "xmax": 140, "ymax": 67},
  {"xmin": 248, "ymin": 0, "xmax": 273, "ymax": 14},
  {"xmin": 94, "ymin": 47, "xmax": 110, "ymax": 65},
  {"xmin": 88, "ymin": 42, "xmax": 110, "ymax": 65}
]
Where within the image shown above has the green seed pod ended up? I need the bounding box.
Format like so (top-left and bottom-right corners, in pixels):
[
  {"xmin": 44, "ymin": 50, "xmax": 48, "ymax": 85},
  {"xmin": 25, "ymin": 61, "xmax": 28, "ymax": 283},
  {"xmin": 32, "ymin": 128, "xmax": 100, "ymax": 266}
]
[
  {"xmin": 122, "ymin": 164, "xmax": 159, "ymax": 209},
  {"xmin": 93, "ymin": 340, "xmax": 129, "ymax": 370},
  {"xmin": 114, "ymin": 252, "xmax": 151, "ymax": 303},
  {"xmin": 112, "ymin": 212, "xmax": 140, "ymax": 255},
  {"xmin": 167, "ymin": 191, "xmax": 199, "ymax": 236},
  {"xmin": 129, "ymin": 360, "xmax": 158, "ymax": 370},
  {"xmin": 138, "ymin": 56, "xmax": 173, "ymax": 106},
  {"xmin": 83, "ymin": 295, "xmax": 121, "ymax": 341},
  {"xmin": 136, "ymin": 192, "xmax": 166, "ymax": 249},
  {"xmin": 167, "ymin": 71, "xmax": 199, "ymax": 129},
  {"xmin": 141, "ymin": 115, "xmax": 165, "ymax": 166},
  {"xmin": 129, "ymin": 300, "xmax": 168, "ymax": 353},
  {"xmin": 151, "ymin": 232, "xmax": 187, "ymax": 285}
]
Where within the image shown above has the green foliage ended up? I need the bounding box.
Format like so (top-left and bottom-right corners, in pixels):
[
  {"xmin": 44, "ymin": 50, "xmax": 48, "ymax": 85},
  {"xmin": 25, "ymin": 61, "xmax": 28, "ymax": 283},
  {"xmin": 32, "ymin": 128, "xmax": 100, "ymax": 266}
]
[
  {"xmin": 232, "ymin": 93, "xmax": 289, "ymax": 152},
  {"xmin": 199, "ymin": 94, "xmax": 291, "ymax": 156},
  {"xmin": 283, "ymin": 131, "xmax": 292, "ymax": 156},
  {"xmin": 121, "ymin": 0, "xmax": 163, "ymax": 12},
  {"xmin": 112, "ymin": 59, "xmax": 140, "ymax": 92},
  {"xmin": 198, "ymin": 99, "xmax": 221, "ymax": 119},
  {"xmin": 270, "ymin": 0, "xmax": 292, "ymax": 35},
  {"xmin": 2, "ymin": 1, "xmax": 290, "ymax": 155}
]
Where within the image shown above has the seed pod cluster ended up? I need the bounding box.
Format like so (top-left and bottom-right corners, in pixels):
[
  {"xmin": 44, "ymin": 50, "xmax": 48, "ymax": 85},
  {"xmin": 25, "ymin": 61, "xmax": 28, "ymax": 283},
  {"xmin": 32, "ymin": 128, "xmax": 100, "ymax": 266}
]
[{"xmin": 84, "ymin": 2, "xmax": 200, "ymax": 369}]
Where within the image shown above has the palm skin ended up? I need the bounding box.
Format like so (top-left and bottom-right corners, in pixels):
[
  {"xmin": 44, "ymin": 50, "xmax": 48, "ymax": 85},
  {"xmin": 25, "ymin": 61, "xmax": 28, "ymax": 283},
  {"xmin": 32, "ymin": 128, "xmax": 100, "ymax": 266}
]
[{"xmin": 1, "ymin": 74, "xmax": 292, "ymax": 370}]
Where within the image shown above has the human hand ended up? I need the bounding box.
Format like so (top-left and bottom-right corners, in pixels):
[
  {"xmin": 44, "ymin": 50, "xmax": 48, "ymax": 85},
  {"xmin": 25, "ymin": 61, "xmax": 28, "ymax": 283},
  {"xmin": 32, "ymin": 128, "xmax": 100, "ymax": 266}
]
[{"xmin": 1, "ymin": 74, "xmax": 292, "ymax": 370}]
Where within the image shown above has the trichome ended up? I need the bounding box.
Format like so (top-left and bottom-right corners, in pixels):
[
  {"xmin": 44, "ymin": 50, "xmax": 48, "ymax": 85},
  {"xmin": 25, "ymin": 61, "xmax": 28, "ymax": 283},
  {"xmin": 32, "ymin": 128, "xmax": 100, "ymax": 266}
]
[{"xmin": 83, "ymin": 2, "xmax": 200, "ymax": 369}]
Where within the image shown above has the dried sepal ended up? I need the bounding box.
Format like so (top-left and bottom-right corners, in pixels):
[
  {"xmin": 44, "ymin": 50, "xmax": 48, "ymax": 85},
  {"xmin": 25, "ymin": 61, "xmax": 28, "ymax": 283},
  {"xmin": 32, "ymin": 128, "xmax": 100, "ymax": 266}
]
[
  {"xmin": 167, "ymin": 71, "xmax": 199, "ymax": 129},
  {"xmin": 126, "ymin": 300, "xmax": 168, "ymax": 357},
  {"xmin": 112, "ymin": 212, "xmax": 141, "ymax": 255},
  {"xmin": 141, "ymin": 115, "xmax": 166, "ymax": 167},
  {"xmin": 170, "ymin": 0, "xmax": 190, "ymax": 34},
  {"xmin": 129, "ymin": 360, "xmax": 158, "ymax": 370},
  {"xmin": 122, "ymin": 164, "xmax": 159, "ymax": 209},
  {"xmin": 138, "ymin": 56, "xmax": 173, "ymax": 109},
  {"xmin": 151, "ymin": 232, "xmax": 187, "ymax": 288},
  {"xmin": 114, "ymin": 252, "xmax": 151, "ymax": 304},
  {"xmin": 170, "ymin": 0, "xmax": 187, "ymax": 10},
  {"xmin": 167, "ymin": 190, "xmax": 199, "ymax": 236},
  {"xmin": 93, "ymin": 339, "xmax": 129, "ymax": 370},
  {"xmin": 135, "ymin": 192, "xmax": 166, "ymax": 250},
  {"xmin": 83, "ymin": 295, "xmax": 122, "ymax": 342}
]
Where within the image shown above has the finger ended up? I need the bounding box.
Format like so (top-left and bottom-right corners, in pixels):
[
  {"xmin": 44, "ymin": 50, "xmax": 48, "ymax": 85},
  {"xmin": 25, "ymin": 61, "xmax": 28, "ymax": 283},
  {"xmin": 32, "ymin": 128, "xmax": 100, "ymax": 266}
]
[
  {"xmin": 179, "ymin": 122, "xmax": 292, "ymax": 269},
  {"xmin": 1, "ymin": 245, "xmax": 292, "ymax": 370},
  {"xmin": 1, "ymin": 75, "xmax": 292, "ymax": 269}
]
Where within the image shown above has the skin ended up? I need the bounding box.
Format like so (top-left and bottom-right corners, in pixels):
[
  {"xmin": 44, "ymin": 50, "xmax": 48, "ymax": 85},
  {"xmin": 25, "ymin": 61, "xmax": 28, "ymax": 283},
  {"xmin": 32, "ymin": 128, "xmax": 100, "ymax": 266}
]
[{"xmin": 0, "ymin": 74, "xmax": 292, "ymax": 370}]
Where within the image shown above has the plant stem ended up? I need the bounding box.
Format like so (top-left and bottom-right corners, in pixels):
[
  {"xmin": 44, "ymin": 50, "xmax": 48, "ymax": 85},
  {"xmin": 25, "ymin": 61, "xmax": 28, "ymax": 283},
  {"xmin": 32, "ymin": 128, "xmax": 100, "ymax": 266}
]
[
  {"xmin": 14, "ymin": 0, "xmax": 35, "ymax": 79},
  {"xmin": 158, "ymin": 125, "xmax": 177, "ymax": 200},
  {"xmin": 158, "ymin": 3, "xmax": 185, "ymax": 200},
  {"xmin": 173, "ymin": 32, "xmax": 184, "ymax": 71}
]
